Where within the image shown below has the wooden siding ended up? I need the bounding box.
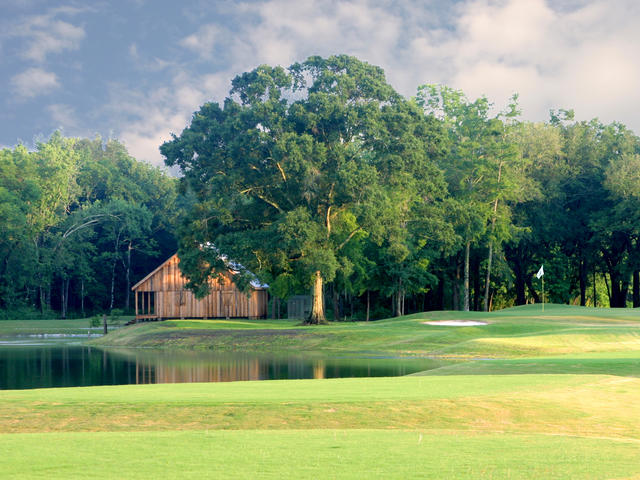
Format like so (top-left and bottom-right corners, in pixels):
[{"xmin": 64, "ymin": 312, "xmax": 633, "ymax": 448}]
[{"xmin": 133, "ymin": 254, "xmax": 267, "ymax": 320}]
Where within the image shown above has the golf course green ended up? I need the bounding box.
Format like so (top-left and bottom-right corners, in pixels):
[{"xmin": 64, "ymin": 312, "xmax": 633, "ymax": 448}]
[{"xmin": 2, "ymin": 304, "xmax": 639, "ymax": 479}]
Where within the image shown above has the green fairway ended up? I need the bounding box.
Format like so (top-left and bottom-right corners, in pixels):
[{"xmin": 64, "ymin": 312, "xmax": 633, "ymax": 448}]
[
  {"xmin": 2, "ymin": 430, "xmax": 639, "ymax": 480},
  {"xmin": 1, "ymin": 375, "xmax": 640, "ymax": 478},
  {"xmin": 91, "ymin": 304, "xmax": 640, "ymax": 360},
  {"xmin": 414, "ymin": 352, "xmax": 640, "ymax": 377}
]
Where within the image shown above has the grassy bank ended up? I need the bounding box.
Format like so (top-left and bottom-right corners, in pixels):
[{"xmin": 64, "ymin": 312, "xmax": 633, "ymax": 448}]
[
  {"xmin": 90, "ymin": 304, "xmax": 640, "ymax": 358},
  {"xmin": 1, "ymin": 374, "xmax": 639, "ymax": 478},
  {"xmin": 0, "ymin": 317, "xmax": 132, "ymax": 336}
]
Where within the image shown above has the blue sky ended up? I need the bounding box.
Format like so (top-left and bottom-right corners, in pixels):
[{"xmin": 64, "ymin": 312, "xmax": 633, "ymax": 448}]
[{"xmin": 2, "ymin": 0, "xmax": 640, "ymax": 167}]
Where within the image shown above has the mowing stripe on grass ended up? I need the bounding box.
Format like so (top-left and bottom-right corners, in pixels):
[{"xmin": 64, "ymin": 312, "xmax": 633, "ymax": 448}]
[{"xmin": 1, "ymin": 430, "xmax": 639, "ymax": 480}]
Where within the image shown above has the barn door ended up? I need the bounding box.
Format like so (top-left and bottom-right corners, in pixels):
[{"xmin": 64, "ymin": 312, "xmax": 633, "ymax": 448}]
[{"xmin": 222, "ymin": 291, "xmax": 234, "ymax": 319}]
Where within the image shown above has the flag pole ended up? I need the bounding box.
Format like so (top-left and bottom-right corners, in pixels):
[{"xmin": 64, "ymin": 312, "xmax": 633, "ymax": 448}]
[{"xmin": 536, "ymin": 265, "xmax": 545, "ymax": 312}]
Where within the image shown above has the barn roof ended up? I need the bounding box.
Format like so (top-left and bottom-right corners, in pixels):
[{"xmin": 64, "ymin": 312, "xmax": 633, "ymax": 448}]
[{"xmin": 131, "ymin": 253, "xmax": 268, "ymax": 291}]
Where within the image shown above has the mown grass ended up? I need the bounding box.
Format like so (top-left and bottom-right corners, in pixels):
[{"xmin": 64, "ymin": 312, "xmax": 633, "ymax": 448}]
[
  {"xmin": 91, "ymin": 304, "xmax": 640, "ymax": 358},
  {"xmin": 0, "ymin": 318, "xmax": 98, "ymax": 335},
  {"xmin": 1, "ymin": 375, "xmax": 640, "ymax": 478},
  {"xmin": 2, "ymin": 430, "xmax": 639, "ymax": 480},
  {"xmin": 1, "ymin": 375, "xmax": 639, "ymax": 436},
  {"xmin": 0, "ymin": 317, "xmax": 132, "ymax": 336}
]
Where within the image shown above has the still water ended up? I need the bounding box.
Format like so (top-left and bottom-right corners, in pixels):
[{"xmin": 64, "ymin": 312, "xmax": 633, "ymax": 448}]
[{"xmin": 0, "ymin": 340, "xmax": 450, "ymax": 390}]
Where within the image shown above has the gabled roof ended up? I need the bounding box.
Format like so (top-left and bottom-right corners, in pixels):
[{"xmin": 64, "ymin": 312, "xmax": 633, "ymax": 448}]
[
  {"xmin": 131, "ymin": 253, "xmax": 268, "ymax": 291},
  {"xmin": 131, "ymin": 253, "xmax": 177, "ymax": 291}
]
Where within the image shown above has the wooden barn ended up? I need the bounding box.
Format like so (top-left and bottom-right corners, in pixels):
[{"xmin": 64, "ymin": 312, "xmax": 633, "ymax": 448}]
[{"xmin": 131, "ymin": 254, "xmax": 268, "ymax": 322}]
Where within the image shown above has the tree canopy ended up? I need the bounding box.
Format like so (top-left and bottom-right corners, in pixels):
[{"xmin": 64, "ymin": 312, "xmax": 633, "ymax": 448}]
[
  {"xmin": 0, "ymin": 134, "xmax": 181, "ymax": 318},
  {"xmin": 162, "ymin": 55, "xmax": 447, "ymax": 324}
]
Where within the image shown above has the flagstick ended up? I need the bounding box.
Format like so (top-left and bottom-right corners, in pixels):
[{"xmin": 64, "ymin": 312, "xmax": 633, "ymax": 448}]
[{"xmin": 542, "ymin": 276, "xmax": 545, "ymax": 313}]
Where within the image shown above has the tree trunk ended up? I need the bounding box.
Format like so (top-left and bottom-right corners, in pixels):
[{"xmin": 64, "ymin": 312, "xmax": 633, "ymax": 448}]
[
  {"xmin": 365, "ymin": 290, "xmax": 371, "ymax": 322},
  {"xmin": 332, "ymin": 283, "xmax": 340, "ymax": 321},
  {"xmin": 472, "ymin": 257, "xmax": 481, "ymax": 311},
  {"xmin": 39, "ymin": 286, "xmax": 45, "ymax": 315},
  {"xmin": 513, "ymin": 257, "xmax": 526, "ymax": 305},
  {"xmin": 579, "ymin": 258, "xmax": 587, "ymax": 306},
  {"xmin": 60, "ymin": 280, "xmax": 66, "ymax": 319},
  {"xmin": 109, "ymin": 258, "xmax": 116, "ymax": 311},
  {"xmin": 366, "ymin": 290, "xmax": 370, "ymax": 321},
  {"xmin": 525, "ymin": 276, "xmax": 540, "ymax": 303},
  {"xmin": 592, "ymin": 269, "xmax": 597, "ymax": 308},
  {"xmin": 453, "ymin": 258, "xmax": 461, "ymax": 310},
  {"xmin": 463, "ymin": 241, "xmax": 470, "ymax": 312},
  {"xmin": 483, "ymin": 242, "xmax": 493, "ymax": 312},
  {"xmin": 307, "ymin": 271, "xmax": 326, "ymax": 324},
  {"xmin": 602, "ymin": 244, "xmax": 630, "ymax": 307},
  {"xmin": 395, "ymin": 277, "xmax": 403, "ymax": 317},
  {"xmin": 61, "ymin": 278, "xmax": 69, "ymax": 319},
  {"xmin": 483, "ymin": 162, "xmax": 502, "ymax": 313},
  {"xmin": 349, "ymin": 292, "xmax": 354, "ymax": 320},
  {"xmin": 608, "ymin": 271, "xmax": 628, "ymax": 308},
  {"xmin": 633, "ymin": 271, "xmax": 640, "ymax": 308},
  {"xmin": 271, "ymin": 294, "xmax": 276, "ymax": 319},
  {"xmin": 81, "ymin": 279, "xmax": 85, "ymax": 318},
  {"xmin": 65, "ymin": 279, "xmax": 70, "ymax": 318},
  {"xmin": 110, "ymin": 229, "xmax": 122, "ymax": 312},
  {"xmin": 436, "ymin": 276, "xmax": 444, "ymax": 310},
  {"xmin": 46, "ymin": 284, "xmax": 51, "ymax": 311},
  {"xmin": 125, "ymin": 242, "xmax": 132, "ymax": 311}
]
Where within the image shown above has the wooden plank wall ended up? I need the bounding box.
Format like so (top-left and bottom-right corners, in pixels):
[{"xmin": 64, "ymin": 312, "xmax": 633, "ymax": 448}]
[{"xmin": 134, "ymin": 254, "xmax": 267, "ymax": 319}]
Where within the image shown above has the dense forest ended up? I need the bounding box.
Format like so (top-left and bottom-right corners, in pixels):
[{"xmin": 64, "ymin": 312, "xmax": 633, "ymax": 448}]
[
  {"xmin": 0, "ymin": 134, "xmax": 181, "ymax": 319},
  {"xmin": 3, "ymin": 55, "xmax": 640, "ymax": 321}
]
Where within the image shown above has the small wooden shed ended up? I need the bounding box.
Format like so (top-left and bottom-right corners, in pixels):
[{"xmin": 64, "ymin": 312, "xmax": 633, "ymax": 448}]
[
  {"xmin": 131, "ymin": 254, "xmax": 268, "ymax": 322},
  {"xmin": 287, "ymin": 295, "xmax": 312, "ymax": 320}
]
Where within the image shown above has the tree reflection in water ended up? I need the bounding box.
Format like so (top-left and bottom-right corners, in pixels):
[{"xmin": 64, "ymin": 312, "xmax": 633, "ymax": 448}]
[{"xmin": 0, "ymin": 345, "xmax": 453, "ymax": 389}]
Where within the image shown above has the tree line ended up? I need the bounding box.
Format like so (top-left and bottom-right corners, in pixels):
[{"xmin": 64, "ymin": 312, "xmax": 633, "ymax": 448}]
[
  {"xmin": 162, "ymin": 55, "xmax": 640, "ymax": 323},
  {"xmin": 0, "ymin": 133, "xmax": 181, "ymax": 318},
  {"xmin": 3, "ymin": 55, "xmax": 640, "ymax": 322}
]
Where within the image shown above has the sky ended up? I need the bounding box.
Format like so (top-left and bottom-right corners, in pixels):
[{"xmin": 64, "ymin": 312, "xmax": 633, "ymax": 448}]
[{"xmin": 2, "ymin": 0, "xmax": 640, "ymax": 168}]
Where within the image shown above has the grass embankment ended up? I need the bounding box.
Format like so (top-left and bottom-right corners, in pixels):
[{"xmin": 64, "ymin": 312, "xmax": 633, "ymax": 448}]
[
  {"xmin": 0, "ymin": 317, "xmax": 131, "ymax": 336},
  {"xmin": 0, "ymin": 318, "xmax": 99, "ymax": 335},
  {"xmin": 92, "ymin": 304, "xmax": 640, "ymax": 358},
  {"xmin": 1, "ymin": 375, "xmax": 640, "ymax": 478}
]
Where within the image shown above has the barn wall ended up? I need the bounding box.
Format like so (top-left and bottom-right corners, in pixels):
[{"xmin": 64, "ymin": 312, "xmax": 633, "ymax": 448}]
[{"xmin": 134, "ymin": 254, "xmax": 267, "ymax": 319}]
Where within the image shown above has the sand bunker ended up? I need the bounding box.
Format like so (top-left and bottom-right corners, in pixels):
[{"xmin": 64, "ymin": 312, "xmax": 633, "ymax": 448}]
[{"xmin": 422, "ymin": 320, "xmax": 488, "ymax": 326}]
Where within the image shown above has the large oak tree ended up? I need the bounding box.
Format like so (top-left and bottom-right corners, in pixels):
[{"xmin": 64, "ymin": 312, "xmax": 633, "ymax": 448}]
[{"xmin": 161, "ymin": 55, "xmax": 446, "ymax": 323}]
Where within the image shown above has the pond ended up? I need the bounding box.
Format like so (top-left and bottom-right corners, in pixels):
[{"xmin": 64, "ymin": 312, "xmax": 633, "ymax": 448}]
[{"xmin": 0, "ymin": 338, "xmax": 453, "ymax": 390}]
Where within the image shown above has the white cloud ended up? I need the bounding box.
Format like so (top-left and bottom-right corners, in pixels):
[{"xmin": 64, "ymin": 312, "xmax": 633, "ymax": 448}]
[
  {"xmin": 106, "ymin": 69, "xmax": 233, "ymax": 166},
  {"xmin": 129, "ymin": 43, "xmax": 139, "ymax": 58},
  {"xmin": 179, "ymin": 24, "xmax": 222, "ymax": 60},
  {"xmin": 436, "ymin": 0, "xmax": 640, "ymax": 125},
  {"xmin": 11, "ymin": 67, "xmax": 60, "ymax": 98},
  {"xmin": 112, "ymin": 0, "xmax": 640, "ymax": 164},
  {"xmin": 128, "ymin": 42, "xmax": 173, "ymax": 72},
  {"xmin": 9, "ymin": 8, "xmax": 85, "ymax": 62},
  {"xmin": 47, "ymin": 103, "xmax": 77, "ymax": 128}
]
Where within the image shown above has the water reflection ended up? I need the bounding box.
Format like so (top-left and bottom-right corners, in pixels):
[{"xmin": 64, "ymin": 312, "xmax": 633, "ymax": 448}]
[
  {"xmin": 0, "ymin": 344, "xmax": 451, "ymax": 390},
  {"xmin": 110, "ymin": 348, "xmax": 448, "ymax": 385}
]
